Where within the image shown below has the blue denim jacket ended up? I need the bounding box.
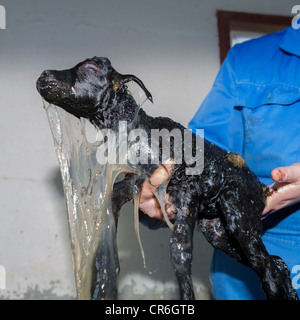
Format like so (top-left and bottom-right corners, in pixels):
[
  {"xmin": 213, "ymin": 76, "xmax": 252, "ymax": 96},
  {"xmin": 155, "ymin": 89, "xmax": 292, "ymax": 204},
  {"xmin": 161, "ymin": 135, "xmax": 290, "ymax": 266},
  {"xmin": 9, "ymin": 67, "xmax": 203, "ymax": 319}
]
[{"xmin": 188, "ymin": 26, "xmax": 300, "ymax": 299}]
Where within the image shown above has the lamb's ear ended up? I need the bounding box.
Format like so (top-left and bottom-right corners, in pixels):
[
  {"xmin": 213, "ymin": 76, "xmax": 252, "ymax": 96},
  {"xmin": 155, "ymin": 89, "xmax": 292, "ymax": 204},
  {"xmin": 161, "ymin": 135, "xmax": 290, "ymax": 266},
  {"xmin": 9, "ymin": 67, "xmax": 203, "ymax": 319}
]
[{"xmin": 119, "ymin": 74, "xmax": 153, "ymax": 103}]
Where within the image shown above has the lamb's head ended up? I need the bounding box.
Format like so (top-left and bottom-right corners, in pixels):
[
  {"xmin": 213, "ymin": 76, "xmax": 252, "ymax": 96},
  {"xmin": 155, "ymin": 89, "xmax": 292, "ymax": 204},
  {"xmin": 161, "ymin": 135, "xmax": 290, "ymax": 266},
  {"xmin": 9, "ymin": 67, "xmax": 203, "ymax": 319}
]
[{"xmin": 36, "ymin": 56, "xmax": 153, "ymax": 121}]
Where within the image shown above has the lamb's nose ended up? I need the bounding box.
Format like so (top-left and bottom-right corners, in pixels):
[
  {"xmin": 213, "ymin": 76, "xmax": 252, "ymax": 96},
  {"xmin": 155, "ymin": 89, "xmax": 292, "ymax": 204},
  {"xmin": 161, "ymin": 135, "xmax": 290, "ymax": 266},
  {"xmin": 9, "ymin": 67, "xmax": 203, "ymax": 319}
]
[
  {"xmin": 39, "ymin": 70, "xmax": 52, "ymax": 79},
  {"xmin": 36, "ymin": 70, "xmax": 51, "ymax": 93},
  {"xmin": 41, "ymin": 70, "xmax": 51, "ymax": 77}
]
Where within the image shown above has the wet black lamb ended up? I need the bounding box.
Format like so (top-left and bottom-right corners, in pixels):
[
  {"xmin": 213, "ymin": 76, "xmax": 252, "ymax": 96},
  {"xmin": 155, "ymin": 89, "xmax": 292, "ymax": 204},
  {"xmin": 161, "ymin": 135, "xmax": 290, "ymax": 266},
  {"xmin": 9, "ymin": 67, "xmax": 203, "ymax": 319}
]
[{"xmin": 36, "ymin": 57, "xmax": 298, "ymax": 300}]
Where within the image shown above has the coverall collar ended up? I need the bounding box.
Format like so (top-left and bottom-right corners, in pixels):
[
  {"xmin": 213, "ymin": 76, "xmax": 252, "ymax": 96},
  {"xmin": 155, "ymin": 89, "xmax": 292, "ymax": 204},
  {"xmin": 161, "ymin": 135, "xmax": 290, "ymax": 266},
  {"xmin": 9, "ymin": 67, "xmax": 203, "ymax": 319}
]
[{"xmin": 280, "ymin": 26, "xmax": 300, "ymax": 57}]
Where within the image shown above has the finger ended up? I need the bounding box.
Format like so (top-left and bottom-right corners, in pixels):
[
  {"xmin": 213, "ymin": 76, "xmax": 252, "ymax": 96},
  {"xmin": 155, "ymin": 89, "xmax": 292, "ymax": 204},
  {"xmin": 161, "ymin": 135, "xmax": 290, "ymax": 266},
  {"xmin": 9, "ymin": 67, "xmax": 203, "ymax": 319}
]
[
  {"xmin": 166, "ymin": 213, "xmax": 176, "ymax": 221},
  {"xmin": 140, "ymin": 205, "xmax": 163, "ymax": 220},
  {"xmin": 149, "ymin": 160, "xmax": 174, "ymax": 187},
  {"xmin": 262, "ymin": 183, "xmax": 300, "ymax": 216},
  {"xmin": 271, "ymin": 167, "xmax": 287, "ymax": 182},
  {"xmin": 164, "ymin": 206, "xmax": 176, "ymax": 221},
  {"xmin": 271, "ymin": 163, "xmax": 300, "ymax": 183}
]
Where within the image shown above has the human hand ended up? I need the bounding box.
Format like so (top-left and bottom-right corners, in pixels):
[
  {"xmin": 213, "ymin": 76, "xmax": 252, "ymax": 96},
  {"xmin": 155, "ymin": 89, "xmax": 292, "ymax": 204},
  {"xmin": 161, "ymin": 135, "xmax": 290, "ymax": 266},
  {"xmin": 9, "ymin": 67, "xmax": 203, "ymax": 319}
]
[
  {"xmin": 139, "ymin": 159, "xmax": 177, "ymax": 221},
  {"xmin": 262, "ymin": 163, "xmax": 300, "ymax": 218}
]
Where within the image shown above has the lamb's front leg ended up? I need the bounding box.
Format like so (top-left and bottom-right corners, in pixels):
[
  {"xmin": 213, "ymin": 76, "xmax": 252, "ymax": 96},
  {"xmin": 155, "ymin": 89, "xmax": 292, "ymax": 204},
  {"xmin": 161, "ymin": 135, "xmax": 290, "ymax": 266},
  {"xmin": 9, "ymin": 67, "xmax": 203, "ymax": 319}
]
[
  {"xmin": 90, "ymin": 176, "xmax": 135, "ymax": 300},
  {"xmin": 169, "ymin": 213, "xmax": 196, "ymax": 300}
]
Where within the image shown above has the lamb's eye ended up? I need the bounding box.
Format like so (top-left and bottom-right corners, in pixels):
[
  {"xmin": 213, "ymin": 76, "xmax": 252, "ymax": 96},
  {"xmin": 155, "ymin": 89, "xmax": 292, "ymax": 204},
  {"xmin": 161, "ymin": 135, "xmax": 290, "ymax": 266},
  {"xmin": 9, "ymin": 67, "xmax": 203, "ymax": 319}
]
[{"xmin": 85, "ymin": 64, "xmax": 100, "ymax": 72}]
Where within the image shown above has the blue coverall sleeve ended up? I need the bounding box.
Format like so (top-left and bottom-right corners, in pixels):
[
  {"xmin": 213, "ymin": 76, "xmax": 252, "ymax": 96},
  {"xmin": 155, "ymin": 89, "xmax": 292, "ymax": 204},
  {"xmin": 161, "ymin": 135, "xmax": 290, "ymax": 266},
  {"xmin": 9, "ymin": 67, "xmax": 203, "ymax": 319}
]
[{"xmin": 188, "ymin": 48, "xmax": 244, "ymax": 155}]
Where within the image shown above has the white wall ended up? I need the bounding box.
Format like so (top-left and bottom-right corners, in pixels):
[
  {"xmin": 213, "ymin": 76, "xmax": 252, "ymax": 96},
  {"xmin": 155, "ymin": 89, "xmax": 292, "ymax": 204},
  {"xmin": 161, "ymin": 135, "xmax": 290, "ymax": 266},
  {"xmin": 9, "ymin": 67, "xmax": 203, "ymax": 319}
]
[{"xmin": 0, "ymin": 0, "xmax": 296, "ymax": 299}]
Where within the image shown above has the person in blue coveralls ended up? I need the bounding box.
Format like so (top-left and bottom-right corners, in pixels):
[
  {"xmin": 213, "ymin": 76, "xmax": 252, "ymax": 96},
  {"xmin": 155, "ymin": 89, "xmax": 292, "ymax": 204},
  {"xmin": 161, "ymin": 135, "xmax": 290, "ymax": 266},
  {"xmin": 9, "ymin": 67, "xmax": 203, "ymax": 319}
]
[{"xmin": 139, "ymin": 26, "xmax": 300, "ymax": 299}]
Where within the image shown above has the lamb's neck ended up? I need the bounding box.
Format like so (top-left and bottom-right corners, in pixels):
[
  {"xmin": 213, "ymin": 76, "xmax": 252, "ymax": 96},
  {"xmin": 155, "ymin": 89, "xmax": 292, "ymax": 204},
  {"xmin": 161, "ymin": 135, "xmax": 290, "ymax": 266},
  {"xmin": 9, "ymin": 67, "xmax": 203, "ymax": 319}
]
[{"xmin": 89, "ymin": 91, "xmax": 153, "ymax": 131}]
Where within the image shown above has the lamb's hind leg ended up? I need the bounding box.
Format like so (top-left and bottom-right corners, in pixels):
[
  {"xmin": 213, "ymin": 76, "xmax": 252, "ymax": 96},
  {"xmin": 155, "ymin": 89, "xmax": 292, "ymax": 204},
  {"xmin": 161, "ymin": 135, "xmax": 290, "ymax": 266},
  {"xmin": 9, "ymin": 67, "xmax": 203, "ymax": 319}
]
[
  {"xmin": 221, "ymin": 201, "xmax": 298, "ymax": 300},
  {"xmin": 198, "ymin": 217, "xmax": 248, "ymax": 265},
  {"xmin": 271, "ymin": 255, "xmax": 299, "ymax": 300},
  {"xmin": 169, "ymin": 213, "xmax": 196, "ymax": 300},
  {"xmin": 237, "ymin": 236, "xmax": 297, "ymax": 300}
]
